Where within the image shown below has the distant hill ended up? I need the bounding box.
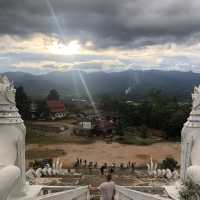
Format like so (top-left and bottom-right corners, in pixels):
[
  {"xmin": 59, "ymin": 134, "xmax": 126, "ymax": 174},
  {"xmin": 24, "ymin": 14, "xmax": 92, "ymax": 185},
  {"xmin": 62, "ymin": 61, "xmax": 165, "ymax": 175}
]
[{"xmin": 2, "ymin": 70, "xmax": 200, "ymax": 101}]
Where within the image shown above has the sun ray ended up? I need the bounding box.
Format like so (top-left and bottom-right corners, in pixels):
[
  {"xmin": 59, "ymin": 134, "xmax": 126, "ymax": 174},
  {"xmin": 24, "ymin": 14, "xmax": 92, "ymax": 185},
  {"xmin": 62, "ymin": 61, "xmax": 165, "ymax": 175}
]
[
  {"xmin": 78, "ymin": 71, "xmax": 100, "ymax": 117},
  {"xmin": 45, "ymin": 0, "xmax": 99, "ymax": 116}
]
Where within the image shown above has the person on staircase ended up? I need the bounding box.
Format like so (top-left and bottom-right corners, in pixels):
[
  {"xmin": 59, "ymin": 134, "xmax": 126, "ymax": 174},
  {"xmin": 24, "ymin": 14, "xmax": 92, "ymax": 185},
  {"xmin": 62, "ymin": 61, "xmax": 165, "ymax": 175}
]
[{"xmin": 89, "ymin": 174, "xmax": 115, "ymax": 200}]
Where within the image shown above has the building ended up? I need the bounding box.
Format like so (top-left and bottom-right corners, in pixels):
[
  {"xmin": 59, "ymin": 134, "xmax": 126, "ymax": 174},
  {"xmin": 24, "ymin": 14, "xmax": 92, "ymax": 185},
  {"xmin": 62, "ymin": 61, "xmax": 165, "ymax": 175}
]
[
  {"xmin": 47, "ymin": 100, "xmax": 66, "ymax": 120},
  {"xmin": 30, "ymin": 102, "xmax": 37, "ymax": 119}
]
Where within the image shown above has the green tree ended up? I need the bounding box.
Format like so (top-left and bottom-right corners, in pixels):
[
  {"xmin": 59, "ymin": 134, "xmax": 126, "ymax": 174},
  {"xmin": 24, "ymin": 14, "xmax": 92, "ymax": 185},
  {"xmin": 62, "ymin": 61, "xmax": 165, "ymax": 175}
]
[
  {"xmin": 16, "ymin": 86, "xmax": 31, "ymax": 120},
  {"xmin": 140, "ymin": 124, "xmax": 148, "ymax": 138},
  {"xmin": 165, "ymin": 106, "xmax": 189, "ymax": 139},
  {"xmin": 35, "ymin": 100, "xmax": 48, "ymax": 119},
  {"xmin": 99, "ymin": 90, "xmax": 189, "ymax": 140},
  {"xmin": 179, "ymin": 180, "xmax": 200, "ymax": 200},
  {"xmin": 47, "ymin": 89, "xmax": 60, "ymax": 100},
  {"xmin": 160, "ymin": 157, "xmax": 178, "ymax": 171}
]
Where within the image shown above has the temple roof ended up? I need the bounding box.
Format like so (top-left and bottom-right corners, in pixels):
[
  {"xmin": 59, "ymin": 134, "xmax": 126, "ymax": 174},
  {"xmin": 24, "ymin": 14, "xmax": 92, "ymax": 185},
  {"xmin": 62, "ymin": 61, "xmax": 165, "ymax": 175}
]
[{"xmin": 47, "ymin": 100, "xmax": 65, "ymax": 113}]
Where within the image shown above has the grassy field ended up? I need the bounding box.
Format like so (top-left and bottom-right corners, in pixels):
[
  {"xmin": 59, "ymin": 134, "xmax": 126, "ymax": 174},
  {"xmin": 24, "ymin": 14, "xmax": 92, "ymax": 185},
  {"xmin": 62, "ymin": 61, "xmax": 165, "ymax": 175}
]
[
  {"xmin": 26, "ymin": 148, "xmax": 66, "ymax": 159},
  {"xmin": 115, "ymin": 127, "xmax": 164, "ymax": 145},
  {"xmin": 26, "ymin": 125, "xmax": 95, "ymax": 145},
  {"xmin": 25, "ymin": 121, "xmax": 180, "ymax": 168},
  {"xmin": 116, "ymin": 134, "xmax": 157, "ymax": 145}
]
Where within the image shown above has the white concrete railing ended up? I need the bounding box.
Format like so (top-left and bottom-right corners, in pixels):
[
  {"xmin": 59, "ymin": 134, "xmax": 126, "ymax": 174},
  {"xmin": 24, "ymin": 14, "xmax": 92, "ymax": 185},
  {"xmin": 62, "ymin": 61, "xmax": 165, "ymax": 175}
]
[
  {"xmin": 40, "ymin": 186, "xmax": 78, "ymax": 195},
  {"xmin": 115, "ymin": 186, "xmax": 170, "ymax": 200},
  {"xmin": 34, "ymin": 185, "xmax": 170, "ymax": 200},
  {"xmin": 37, "ymin": 186, "xmax": 90, "ymax": 200}
]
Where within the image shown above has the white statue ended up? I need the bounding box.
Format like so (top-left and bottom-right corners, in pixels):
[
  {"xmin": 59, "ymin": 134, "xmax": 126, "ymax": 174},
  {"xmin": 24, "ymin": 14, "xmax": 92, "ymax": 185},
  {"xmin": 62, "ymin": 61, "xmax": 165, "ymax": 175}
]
[
  {"xmin": 35, "ymin": 168, "xmax": 42, "ymax": 177},
  {"xmin": 157, "ymin": 169, "xmax": 162, "ymax": 177},
  {"xmin": 59, "ymin": 161, "xmax": 63, "ymax": 170},
  {"xmin": 52, "ymin": 160, "xmax": 56, "ymax": 170},
  {"xmin": 161, "ymin": 169, "xmax": 166, "ymax": 177},
  {"xmin": 181, "ymin": 85, "xmax": 200, "ymax": 184},
  {"xmin": 152, "ymin": 170, "xmax": 157, "ymax": 177},
  {"xmin": 42, "ymin": 166, "xmax": 48, "ymax": 176},
  {"xmin": 58, "ymin": 161, "xmax": 63, "ymax": 175},
  {"xmin": 26, "ymin": 168, "xmax": 36, "ymax": 183},
  {"xmin": 52, "ymin": 169, "xmax": 57, "ymax": 176},
  {"xmin": 52, "ymin": 158, "xmax": 63, "ymax": 176},
  {"xmin": 47, "ymin": 167, "xmax": 53, "ymax": 176},
  {"xmin": 146, "ymin": 157, "xmax": 158, "ymax": 176},
  {"xmin": 166, "ymin": 169, "xmax": 173, "ymax": 179},
  {"xmin": 0, "ymin": 76, "xmax": 83, "ymax": 200},
  {"xmin": 0, "ymin": 166, "xmax": 21, "ymax": 200},
  {"xmin": 191, "ymin": 86, "xmax": 200, "ymax": 110},
  {"xmin": 41, "ymin": 164, "xmax": 54, "ymax": 176},
  {"xmin": 0, "ymin": 76, "xmax": 26, "ymax": 200},
  {"xmin": 172, "ymin": 170, "xmax": 179, "ymax": 180}
]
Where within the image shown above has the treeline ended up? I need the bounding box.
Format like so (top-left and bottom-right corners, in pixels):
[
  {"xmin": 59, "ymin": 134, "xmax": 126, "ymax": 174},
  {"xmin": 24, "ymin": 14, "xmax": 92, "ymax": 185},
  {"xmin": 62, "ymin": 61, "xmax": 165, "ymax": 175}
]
[
  {"xmin": 16, "ymin": 85, "xmax": 191, "ymax": 139},
  {"xmin": 100, "ymin": 90, "xmax": 191, "ymax": 139},
  {"xmin": 15, "ymin": 86, "xmax": 61, "ymax": 120}
]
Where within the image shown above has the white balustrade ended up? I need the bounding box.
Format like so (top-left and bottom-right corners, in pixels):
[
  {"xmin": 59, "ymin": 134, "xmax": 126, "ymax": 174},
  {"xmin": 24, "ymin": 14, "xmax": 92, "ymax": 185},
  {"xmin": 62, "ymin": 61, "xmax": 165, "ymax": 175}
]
[
  {"xmin": 115, "ymin": 186, "xmax": 170, "ymax": 200},
  {"xmin": 37, "ymin": 186, "xmax": 90, "ymax": 200}
]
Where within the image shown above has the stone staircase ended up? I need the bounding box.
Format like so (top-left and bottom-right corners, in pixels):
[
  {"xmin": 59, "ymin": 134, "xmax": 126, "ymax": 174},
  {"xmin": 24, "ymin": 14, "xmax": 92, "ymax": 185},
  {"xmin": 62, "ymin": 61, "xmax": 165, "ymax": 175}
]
[{"xmin": 36, "ymin": 185, "xmax": 171, "ymax": 200}]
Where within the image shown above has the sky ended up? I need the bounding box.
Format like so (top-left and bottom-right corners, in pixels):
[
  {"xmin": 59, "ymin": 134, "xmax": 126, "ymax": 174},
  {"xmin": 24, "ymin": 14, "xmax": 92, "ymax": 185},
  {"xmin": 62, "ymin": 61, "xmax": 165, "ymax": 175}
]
[{"xmin": 1, "ymin": 0, "xmax": 200, "ymax": 74}]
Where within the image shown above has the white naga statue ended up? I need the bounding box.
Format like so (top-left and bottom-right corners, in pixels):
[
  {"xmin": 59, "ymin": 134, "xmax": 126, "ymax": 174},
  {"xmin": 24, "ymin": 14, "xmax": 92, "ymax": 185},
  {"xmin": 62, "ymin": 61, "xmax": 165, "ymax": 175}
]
[
  {"xmin": 181, "ymin": 85, "xmax": 200, "ymax": 185},
  {"xmin": 0, "ymin": 76, "xmax": 26, "ymax": 200}
]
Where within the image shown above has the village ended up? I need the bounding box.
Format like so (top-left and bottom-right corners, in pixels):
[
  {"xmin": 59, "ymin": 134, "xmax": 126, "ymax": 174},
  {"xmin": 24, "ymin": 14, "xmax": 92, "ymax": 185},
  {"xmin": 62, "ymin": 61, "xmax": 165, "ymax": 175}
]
[
  {"xmin": 0, "ymin": 71, "xmax": 199, "ymax": 200},
  {"xmin": 22, "ymin": 87, "xmax": 181, "ymax": 193}
]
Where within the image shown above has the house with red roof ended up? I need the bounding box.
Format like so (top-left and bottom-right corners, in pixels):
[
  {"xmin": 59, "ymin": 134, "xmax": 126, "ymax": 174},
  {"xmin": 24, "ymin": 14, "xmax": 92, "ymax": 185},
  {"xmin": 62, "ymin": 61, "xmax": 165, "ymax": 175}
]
[{"xmin": 47, "ymin": 100, "xmax": 66, "ymax": 120}]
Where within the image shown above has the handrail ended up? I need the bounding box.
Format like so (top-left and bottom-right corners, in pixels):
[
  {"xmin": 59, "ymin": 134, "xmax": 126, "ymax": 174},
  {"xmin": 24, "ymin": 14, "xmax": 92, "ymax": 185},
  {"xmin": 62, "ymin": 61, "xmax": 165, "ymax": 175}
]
[
  {"xmin": 37, "ymin": 186, "xmax": 89, "ymax": 200},
  {"xmin": 115, "ymin": 185, "xmax": 170, "ymax": 200},
  {"xmin": 32, "ymin": 184, "xmax": 171, "ymax": 200}
]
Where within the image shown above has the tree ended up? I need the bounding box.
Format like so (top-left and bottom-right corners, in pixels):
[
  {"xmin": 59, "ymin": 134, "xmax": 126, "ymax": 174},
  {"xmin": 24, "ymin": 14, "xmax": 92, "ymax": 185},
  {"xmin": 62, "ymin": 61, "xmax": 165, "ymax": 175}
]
[
  {"xmin": 140, "ymin": 124, "xmax": 148, "ymax": 139},
  {"xmin": 47, "ymin": 89, "xmax": 60, "ymax": 100},
  {"xmin": 165, "ymin": 105, "xmax": 190, "ymax": 139},
  {"xmin": 179, "ymin": 180, "xmax": 200, "ymax": 200},
  {"xmin": 35, "ymin": 100, "xmax": 48, "ymax": 119},
  {"xmin": 16, "ymin": 86, "xmax": 31, "ymax": 120},
  {"xmin": 99, "ymin": 91, "xmax": 189, "ymax": 140},
  {"xmin": 160, "ymin": 157, "xmax": 178, "ymax": 171}
]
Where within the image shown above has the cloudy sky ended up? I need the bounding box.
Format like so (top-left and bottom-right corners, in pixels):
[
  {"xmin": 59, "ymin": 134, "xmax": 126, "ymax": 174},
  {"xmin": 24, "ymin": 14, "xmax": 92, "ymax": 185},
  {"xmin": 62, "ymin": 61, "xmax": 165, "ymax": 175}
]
[{"xmin": 1, "ymin": 0, "xmax": 200, "ymax": 74}]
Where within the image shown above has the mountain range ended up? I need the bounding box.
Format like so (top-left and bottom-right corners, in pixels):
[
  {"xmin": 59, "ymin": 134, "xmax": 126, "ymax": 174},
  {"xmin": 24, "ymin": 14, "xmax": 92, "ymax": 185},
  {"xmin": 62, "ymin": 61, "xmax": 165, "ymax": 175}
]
[{"xmin": 2, "ymin": 70, "xmax": 200, "ymax": 101}]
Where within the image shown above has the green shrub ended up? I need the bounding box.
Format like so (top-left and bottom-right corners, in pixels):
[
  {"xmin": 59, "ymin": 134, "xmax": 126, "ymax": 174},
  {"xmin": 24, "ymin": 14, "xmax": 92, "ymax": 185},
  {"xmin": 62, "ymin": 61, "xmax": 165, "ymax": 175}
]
[
  {"xmin": 179, "ymin": 180, "xmax": 200, "ymax": 200},
  {"xmin": 160, "ymin": 157, "xmax": 178, "ymax": 170},
  {"xmin": 116, "ymin": 134, "xmax": 155, "ymax": 145}
]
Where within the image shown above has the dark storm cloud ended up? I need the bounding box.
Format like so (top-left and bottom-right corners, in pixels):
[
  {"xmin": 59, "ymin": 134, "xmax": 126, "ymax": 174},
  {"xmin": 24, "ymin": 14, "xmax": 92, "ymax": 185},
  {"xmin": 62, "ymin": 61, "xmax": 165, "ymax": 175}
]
[{"xmin": 1, "ymin": 0, "xmax": 200, "ymax": 48}]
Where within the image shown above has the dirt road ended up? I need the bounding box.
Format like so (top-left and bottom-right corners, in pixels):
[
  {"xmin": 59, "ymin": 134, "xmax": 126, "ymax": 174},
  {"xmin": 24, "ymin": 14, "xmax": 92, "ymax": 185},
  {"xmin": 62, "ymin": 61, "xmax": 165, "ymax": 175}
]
[{"xmin": 26, "ymin": 141, "xmax": 180, "ymax": 168}]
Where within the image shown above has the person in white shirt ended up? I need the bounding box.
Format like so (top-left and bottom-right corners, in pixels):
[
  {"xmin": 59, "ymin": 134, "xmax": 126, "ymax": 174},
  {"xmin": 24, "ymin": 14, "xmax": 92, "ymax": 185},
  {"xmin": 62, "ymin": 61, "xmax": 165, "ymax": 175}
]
[{"xmin": 89, "ymin": 174, "xmax": 115, "ymax": 200}]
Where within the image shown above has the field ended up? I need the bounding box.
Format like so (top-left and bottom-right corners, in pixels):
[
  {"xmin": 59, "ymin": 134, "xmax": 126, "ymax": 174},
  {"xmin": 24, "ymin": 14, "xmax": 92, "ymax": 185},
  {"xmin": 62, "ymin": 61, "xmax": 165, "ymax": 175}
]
[
  {"xmin": 25, "ymin": 121, "xmax": 181, "ymax": 168},
  {"xmin": 25, "ymin": 121, "xmax": 181, "ymax": 187},
  {"xmin": 26, "ymin": 141, "xmax": 180, "ymax": 168}
]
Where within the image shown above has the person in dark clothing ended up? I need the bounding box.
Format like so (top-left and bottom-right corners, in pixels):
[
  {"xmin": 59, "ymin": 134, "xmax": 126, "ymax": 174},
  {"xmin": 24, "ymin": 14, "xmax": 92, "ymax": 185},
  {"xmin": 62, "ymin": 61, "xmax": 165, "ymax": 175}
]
[
  {"xmin": 109, "ymin": 167, "xmax": 114, "ymax": 174},
  {"xmin": 131, "ymin": 162, "xmax": 136, "ymax": 172},
  {"xmin": 100, "ymin": 165, "xmax": 105, "ymax": 175},
  {"xmin": 84, "ymin": 160, "xmax": 87, "ymax": 167}
]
